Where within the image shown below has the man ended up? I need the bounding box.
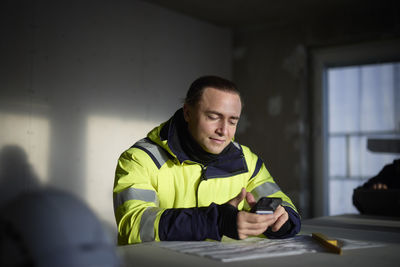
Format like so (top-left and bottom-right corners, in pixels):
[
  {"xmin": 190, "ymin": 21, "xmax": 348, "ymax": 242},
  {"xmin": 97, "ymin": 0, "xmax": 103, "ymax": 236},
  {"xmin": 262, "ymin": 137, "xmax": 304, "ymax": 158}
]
[
  {"xmin": 353, "ymin": 158, "xmax": 400, "ymax": 216},
  {"xmin": 113, "ymin": 76, "xmax": 301, "ymax": 244}
]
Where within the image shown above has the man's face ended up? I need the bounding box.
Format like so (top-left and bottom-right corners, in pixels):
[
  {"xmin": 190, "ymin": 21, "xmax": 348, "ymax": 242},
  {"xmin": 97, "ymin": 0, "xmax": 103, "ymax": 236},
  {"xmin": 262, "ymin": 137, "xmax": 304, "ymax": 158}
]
[{"xmin": 183, "ymin": 87, "xmax": 242, "ymax": 154}]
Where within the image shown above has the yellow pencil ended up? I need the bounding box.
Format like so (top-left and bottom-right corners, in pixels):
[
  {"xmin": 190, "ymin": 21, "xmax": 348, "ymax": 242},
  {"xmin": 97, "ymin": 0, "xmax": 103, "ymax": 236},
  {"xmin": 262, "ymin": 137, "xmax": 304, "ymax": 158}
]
[{"xmin": 312, "ymin": 233, "xmax": 342, "ymax": 255}]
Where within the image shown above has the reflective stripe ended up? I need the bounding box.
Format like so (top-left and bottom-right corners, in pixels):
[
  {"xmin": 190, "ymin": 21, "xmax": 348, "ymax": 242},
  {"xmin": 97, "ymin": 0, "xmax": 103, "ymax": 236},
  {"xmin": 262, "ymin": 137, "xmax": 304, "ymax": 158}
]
[
  {"xmin": 251, "ymin": 182, "xmax": 281, "ymax": 201},
  {"xmin": 282, "ymin": 200, "xmax": 296, "ymax": 211},
  {"xmin": 113, "ymin": 188, "xmax": 159, "ymax": 212},
  {"xmin": 140, "ymin": 207, "xmax": 161, "ymax": 242},
  {"xmin": 133, "ymin": 138, "xmax": 170, "ymax": 169},
  {"xmin": 232, "ymin": 141, "xmax": 241, "ymax": 150}
]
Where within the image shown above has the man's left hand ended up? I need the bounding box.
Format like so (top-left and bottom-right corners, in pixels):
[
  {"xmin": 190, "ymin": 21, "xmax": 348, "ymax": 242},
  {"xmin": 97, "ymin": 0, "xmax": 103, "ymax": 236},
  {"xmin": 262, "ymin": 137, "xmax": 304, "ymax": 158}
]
[{"xmin": 269, "ymin": 205, "xmax": 289, "ymax": 232}]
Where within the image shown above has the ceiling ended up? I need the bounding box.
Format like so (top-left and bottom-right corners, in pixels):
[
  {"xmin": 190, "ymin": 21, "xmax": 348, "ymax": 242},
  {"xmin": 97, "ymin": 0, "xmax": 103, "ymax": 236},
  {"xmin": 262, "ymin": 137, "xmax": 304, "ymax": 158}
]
[{"xmin": 142, "ymin": 0, "xmax": 382, "ymax": 28}]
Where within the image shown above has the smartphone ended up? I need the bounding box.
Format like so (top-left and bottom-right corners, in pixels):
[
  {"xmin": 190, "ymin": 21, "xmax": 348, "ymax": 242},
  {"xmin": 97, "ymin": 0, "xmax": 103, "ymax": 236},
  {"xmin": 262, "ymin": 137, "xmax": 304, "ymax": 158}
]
[{"xmin": 250, "ymin": 197, "xmax": 282, "ymax": 214}]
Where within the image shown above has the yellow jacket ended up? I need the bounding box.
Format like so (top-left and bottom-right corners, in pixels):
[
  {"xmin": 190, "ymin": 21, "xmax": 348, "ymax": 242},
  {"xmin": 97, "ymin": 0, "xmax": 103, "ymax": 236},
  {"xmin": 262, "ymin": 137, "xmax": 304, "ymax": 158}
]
[{"xmin": 114, "ymin": 109, "xmax": 300, "ymax": 244}]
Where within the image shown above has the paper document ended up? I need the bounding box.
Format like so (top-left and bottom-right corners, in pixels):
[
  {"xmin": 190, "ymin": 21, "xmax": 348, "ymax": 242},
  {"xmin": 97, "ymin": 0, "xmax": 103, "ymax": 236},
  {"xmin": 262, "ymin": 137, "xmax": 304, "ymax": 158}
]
[{"xmin": 156, "ymin": 235, "xmax": 384, "ymax": 262}]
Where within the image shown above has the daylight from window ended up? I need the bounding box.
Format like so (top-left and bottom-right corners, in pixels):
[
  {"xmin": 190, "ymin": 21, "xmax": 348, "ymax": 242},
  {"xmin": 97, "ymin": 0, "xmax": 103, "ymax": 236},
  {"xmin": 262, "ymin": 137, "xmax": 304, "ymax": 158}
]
[{"xmin": 327, "ymin": 62, "xmax": 400, "ymax": 215}]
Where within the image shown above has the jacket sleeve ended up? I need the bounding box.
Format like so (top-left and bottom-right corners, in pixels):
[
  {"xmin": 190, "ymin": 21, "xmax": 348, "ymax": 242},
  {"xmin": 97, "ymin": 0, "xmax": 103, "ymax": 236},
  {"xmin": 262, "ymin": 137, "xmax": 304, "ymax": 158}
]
[
  {"xmin": 245, "ymin": 153, "xmax": 301, "ymax": 239},
  {"xmin": 114, "ymin": 148, "xmax": 165, "ymax": 245}
]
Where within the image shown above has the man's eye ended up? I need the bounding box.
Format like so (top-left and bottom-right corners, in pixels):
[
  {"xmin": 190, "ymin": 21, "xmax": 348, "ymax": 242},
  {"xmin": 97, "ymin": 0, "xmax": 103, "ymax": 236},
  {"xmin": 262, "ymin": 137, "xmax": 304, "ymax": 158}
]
[
  {"xmin": 229, "ymin": 120, "xmax": 238, "ymax": 126},
  {"xmin": 208, "ymin": 115, "xmax": 218, "ymax": 120}
]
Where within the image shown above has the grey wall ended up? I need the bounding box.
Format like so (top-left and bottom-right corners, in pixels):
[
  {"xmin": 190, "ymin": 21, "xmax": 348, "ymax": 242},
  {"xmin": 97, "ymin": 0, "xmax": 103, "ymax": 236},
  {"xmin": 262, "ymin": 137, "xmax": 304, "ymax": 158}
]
[
  {"xmin": 0, "ymin": 0, "xmax": 232, "ymax": 238},
  {"xmin": 233, "ymin": 2, "xmax": 400, "ymax": 218}
]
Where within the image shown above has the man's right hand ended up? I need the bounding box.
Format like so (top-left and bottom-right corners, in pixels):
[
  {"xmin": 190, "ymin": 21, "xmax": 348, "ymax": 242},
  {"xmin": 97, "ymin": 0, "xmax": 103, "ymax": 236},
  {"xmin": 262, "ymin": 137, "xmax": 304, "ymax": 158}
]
[{"xmin": 227, "ymin": 188, "xmax": 278, "ymax": 239}]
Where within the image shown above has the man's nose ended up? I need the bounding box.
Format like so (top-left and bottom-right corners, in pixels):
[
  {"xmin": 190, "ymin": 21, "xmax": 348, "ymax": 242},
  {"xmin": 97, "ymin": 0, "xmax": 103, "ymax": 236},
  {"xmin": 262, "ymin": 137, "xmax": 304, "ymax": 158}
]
[{"xmin": 216, "ymin": 121, "xmax": 228, "ymax": 136}]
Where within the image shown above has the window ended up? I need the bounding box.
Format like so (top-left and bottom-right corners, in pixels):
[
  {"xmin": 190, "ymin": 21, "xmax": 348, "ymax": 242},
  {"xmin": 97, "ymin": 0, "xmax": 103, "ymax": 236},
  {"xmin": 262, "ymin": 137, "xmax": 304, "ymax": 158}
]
[
  {"xmin": 327, "ymin": 63, "xmax": 400, "ymax": 215},
  {"xmin": 311, "ymin": 39, "xmax": 400, "ymax": 217}
]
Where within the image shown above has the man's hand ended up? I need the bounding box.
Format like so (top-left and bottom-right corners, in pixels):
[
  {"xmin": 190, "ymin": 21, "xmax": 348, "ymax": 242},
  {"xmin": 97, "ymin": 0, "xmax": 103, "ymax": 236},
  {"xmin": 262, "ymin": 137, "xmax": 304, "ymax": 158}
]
[
  {"xmin": 227, "ymin": 188, "xmax": 289, "ymax": 239},
  {"xmin": 269, "ymin": 205, "xmax": 289, "ymax": 232},
  {"xmin": 372, "ymin": 183, "xmax": 388, "ymax": 190}
]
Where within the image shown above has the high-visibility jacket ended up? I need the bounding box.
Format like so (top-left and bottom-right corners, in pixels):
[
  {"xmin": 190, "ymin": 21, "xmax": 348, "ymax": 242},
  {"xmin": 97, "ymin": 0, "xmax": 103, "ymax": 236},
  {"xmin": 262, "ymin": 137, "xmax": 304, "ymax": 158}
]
[{"xmin": 113, "ymin": 109, "xmax": 300, "ymax": 245}]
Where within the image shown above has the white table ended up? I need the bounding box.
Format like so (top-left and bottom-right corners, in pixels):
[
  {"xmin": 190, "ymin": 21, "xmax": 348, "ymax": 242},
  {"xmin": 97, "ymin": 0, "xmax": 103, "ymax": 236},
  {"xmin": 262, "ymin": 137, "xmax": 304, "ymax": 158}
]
[{"xmin": 117, "ymin": 214, "xmax": 400, "ymax": 267}]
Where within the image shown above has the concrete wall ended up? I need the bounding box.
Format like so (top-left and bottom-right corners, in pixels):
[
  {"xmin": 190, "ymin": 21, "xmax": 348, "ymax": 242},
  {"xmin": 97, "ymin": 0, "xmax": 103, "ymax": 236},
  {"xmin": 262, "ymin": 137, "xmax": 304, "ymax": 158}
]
[
  {"xmin": 233, "ymin": 2, "xmax": 400, "ymax": 218},
  {"xmin": 0, "ymin": 0, "xmax": 232, "ymax": 239}
]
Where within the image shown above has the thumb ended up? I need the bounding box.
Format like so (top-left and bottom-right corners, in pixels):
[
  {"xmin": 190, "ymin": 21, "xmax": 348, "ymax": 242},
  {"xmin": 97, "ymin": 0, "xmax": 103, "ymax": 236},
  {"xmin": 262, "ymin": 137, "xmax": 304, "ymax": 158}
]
[
  {"xmin": 246, "ymin": 191, "xmax": 257, "ymax": 208},
  {"xmin": 228, "ymin": 188, "xmax": 246, "ymax": 208}
]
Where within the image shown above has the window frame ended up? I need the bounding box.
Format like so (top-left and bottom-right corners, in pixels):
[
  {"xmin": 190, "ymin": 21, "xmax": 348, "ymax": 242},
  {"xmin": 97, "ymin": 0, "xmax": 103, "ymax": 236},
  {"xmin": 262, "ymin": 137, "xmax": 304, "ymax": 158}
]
[{"xmin": 311, "ymin": 39, "xmax": 400, "ymax": 217}]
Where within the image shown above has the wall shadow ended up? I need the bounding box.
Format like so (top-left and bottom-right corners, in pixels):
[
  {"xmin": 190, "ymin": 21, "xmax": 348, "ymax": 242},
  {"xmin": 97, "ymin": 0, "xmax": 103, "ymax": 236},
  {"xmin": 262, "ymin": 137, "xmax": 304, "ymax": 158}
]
[
  {"xmin": 0, "ymin": 145, "xmax": 121, "ymax": 266},
  {"xmin": 0, "ymin": 145, "xmax": 41, "ymax": 210}
]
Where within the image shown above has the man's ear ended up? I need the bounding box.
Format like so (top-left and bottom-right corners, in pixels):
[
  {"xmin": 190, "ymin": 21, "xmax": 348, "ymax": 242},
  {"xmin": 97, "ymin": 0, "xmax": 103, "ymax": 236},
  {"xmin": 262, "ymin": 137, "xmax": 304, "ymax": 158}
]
[{"xmin": 183, "ymin": 104, "xmax": 190, "ymax": 122}]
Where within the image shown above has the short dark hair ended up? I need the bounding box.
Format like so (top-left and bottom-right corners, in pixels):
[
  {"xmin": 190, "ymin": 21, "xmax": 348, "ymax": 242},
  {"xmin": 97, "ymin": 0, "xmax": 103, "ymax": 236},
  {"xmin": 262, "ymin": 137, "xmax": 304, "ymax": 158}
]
[{"xmin": 184, "ymin": 75, "xmax": 241, "ymax": 106}]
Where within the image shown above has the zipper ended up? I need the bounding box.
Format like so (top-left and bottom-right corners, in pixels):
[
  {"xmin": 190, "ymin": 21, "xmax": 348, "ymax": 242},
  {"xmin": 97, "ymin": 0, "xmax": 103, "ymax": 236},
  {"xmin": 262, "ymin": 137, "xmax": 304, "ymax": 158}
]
[{"xmin": 195, "ymin": 165, "xmax": 207, "ymax": 207}]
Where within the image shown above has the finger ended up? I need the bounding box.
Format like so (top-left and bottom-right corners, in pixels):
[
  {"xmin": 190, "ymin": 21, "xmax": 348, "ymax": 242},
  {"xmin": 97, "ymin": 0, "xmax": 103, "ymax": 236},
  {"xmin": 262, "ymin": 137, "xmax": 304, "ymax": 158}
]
[
  {"xmin": 269, "ymin": 206, "xmax": 288, "ymax": 232},
  {"xmin": 238, "ymin": 232, "xmax": 248, "ymax": 239},
  {"xmin": 241, "ymin": 212, "xmax": 276, "ymax": 224},
  {"xmin": 238, "ymin": 220, "xmax": 273, "ymax": 231},
  {"xmin": 228, "ymin": 188, "xmax": 246, "ymax": 207},
  {"xmin": 271, "ymin": 212, "xmax": 289, "ymax": 232},
  {"xmin": 246, "ymin": 191, "xmax": 256, "ymax": 207},
  {"xmin": 237, "ymin": 216, "xmax": 276, "ymax": 236},
  {"xmin": 237, "ymin": 220, "xmax": 272, "ymax": 236},
  {"xmin": 238, "ymin": 227, "xmax": 268, "ymax": 238},
  {"xmin": 237, "ymin": 212, "xmax": 276, "ymax": 231},
  {"xmin": 237, "ymin": 214, "xmax": 277, "ymax": 239},
  {"xmin": 377, "ymin": 183, "xmax": 388, "ymax": 190},
  {"xmin": 272, "ymin": 205, "xmax": 286, "ymax": 217}
]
